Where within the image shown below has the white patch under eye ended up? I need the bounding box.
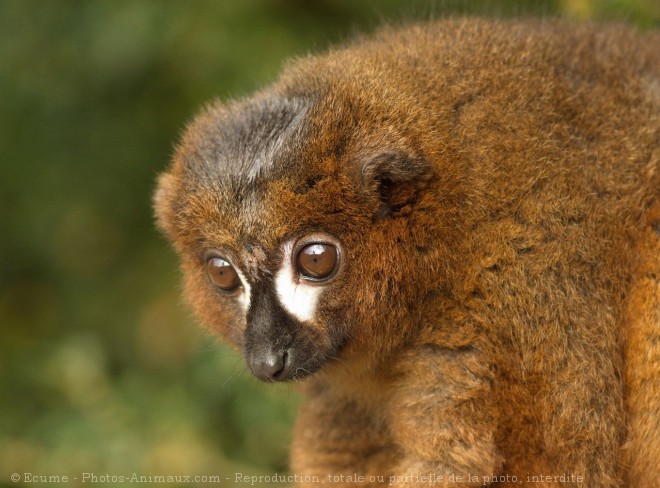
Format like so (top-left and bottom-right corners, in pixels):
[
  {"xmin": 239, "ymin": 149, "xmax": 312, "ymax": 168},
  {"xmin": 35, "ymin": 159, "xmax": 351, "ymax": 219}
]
[
  {"xmin": 274, "ymin": 241, "xmax": 321, "ymax": 323},
  {"xmin": 234, "ymin": 267, "xmax": 251, "ymax": 311}
]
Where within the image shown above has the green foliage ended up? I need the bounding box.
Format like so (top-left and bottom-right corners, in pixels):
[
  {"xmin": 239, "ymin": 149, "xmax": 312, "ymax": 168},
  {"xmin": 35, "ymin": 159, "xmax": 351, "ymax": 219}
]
[{"xmin": 0, "ymin": 1, "xmax": 656, "ymax": 486}]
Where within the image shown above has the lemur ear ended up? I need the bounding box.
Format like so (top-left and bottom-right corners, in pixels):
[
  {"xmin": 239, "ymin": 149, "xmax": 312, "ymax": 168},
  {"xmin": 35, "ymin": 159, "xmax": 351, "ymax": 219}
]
[
  {"xmin": 153, "ymin": 171, "xmax": 178, "ymax": 239},
  {"xmin": 358, "ymin": 150, "xmax": 431, "ymax": 219}
]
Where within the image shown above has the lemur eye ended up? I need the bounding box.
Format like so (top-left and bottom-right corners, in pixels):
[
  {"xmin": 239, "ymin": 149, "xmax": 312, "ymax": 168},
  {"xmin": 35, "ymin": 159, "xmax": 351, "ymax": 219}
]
[
  {"xmin": 297, "ymin": 243, "xmax": 338, "ymax": 280},
  {"xmin": 206, "ymin": 257, "xmax": 241, "ymax": 292}
]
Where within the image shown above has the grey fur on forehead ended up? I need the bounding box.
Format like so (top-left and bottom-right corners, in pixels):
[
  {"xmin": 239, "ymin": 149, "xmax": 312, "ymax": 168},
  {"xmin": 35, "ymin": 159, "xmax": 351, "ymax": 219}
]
[{"xmin": 185, "ymin": 95, "xmax": 310, "ymax": 189}]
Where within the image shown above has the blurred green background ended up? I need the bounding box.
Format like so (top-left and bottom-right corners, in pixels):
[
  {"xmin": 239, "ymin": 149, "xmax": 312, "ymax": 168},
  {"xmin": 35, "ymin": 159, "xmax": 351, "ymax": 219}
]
[{"xmin": 0, "ymin": 1, "xmax": 657, "ymax": 487}]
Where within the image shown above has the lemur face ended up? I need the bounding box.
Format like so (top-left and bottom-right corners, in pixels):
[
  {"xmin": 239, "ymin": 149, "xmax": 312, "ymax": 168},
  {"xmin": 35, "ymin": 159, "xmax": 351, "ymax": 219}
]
[
  {"xmin": 155, "ymin": 91, "xmax": 436, "ymax": 382},
  {"xmin": 202, "ymin": 229, "xmax": 346, "ymax": 382}
]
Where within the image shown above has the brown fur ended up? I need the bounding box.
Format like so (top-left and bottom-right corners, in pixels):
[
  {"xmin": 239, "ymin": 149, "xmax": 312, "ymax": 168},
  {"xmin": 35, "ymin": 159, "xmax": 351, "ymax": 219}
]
[{"xmin": 155, "ymin": 19, "xmax": 659, "ymax": 487}]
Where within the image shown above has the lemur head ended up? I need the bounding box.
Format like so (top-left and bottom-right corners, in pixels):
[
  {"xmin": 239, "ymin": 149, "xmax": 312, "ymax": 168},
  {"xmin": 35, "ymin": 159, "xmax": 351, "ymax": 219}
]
[{"xmin": 154, "ymin": 82, "xmax": 451, "ymax": 382}]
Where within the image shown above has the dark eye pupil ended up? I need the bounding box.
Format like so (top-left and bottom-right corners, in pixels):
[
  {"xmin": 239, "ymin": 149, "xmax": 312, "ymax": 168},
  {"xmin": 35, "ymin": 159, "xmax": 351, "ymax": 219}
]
[
  {"xmin": 297, "ymin": 243, "xmax": 337, "ymax": 279},
  {"xmin": 206, "ymin": 257, "xmax": 240, "ymax": 291}
]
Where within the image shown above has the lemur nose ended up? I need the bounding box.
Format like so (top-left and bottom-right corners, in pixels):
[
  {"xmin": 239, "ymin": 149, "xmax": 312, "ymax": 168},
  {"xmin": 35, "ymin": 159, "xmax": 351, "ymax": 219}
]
[{"xmin": 251, "ymin": 348, "xmax": 290, "ymax": 381}]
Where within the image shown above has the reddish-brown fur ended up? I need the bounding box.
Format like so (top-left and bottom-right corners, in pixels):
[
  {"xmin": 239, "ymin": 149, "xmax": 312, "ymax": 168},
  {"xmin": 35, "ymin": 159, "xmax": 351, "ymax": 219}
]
[{"xmin": 155, "ymin": 19, "xmax": 659, "ymax": 487}]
